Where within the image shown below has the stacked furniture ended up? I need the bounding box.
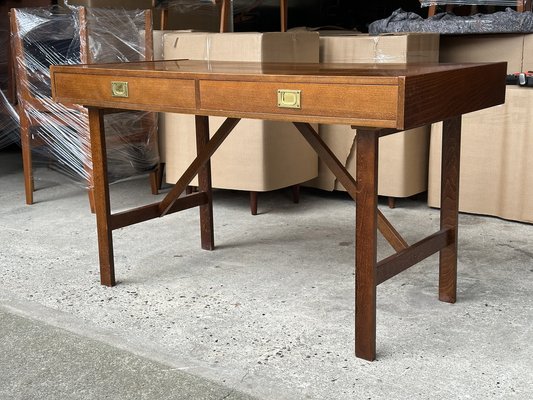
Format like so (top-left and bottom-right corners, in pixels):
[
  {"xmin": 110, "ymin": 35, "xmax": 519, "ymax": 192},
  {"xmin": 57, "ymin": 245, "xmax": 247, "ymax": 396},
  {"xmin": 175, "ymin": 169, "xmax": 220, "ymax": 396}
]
[
  {"xmin": 11, "ymin": 6, "xmax": 160, "ymax": 209},
  {"xmin": 428, "ymin": 32, "xmax": 533, "ymax": 223}
]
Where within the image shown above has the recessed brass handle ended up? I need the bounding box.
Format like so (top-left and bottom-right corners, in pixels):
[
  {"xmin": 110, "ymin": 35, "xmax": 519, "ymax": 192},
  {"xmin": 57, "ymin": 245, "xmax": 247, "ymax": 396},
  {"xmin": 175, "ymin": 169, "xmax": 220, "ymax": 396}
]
[
  {"xmin": 277, "ymin": 89, "xmax": 301, "ymax": 109},
  {"xmin": 111, "ymin": 81, "xmax": 129, "ymax": 98}
]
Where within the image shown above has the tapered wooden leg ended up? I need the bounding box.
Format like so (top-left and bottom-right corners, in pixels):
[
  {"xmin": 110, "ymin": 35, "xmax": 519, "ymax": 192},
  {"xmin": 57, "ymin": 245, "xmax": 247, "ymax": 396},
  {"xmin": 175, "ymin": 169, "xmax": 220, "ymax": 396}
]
[
  {"xmin": 355, "ymin": 129, "xmax": 379, "ymax": 361},
  {"xmin": 195, "ymin": 115, "xmax": 214, "ymax": 250},
  {"xmin": 149, "ymin": 169, "xmax": 159, "ymax": 195},
  {"xmin": 250, "ymin": 191, "xmax": 258, "ymax": 215},
  {"xmin": 280, "ymin": 0, "xmax": 288, "ymax": 31},
  {"xmin": 20, "ymin": 113, "xmax": 34, "ymax": 205},
  {"xmin": 88, "ymin": 107, "xmax": 115, "ymax": 286},
  {"xmin": 291, "ymin": 184, "xmax": 300, "ymax": 203},
  {"xmin": 439, "ymin": 116, "xmax": 461, "ymax": 303},
  {"xmin": 157, "ymin": 162, "xmax": 165, "ymax": 190},
  {"xmin": 88, "ymin": 188, "xmax": 95, "ymax": 214},
  {"xmin": 387, "ymin": 196, "xmax": 396, "ymax": 209}
]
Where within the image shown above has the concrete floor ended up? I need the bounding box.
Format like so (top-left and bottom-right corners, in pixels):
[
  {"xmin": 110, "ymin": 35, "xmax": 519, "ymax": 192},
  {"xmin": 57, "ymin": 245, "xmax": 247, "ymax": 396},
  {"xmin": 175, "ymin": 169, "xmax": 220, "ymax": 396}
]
[{"xmin": 1, "ymin": 146, "xmax": 532, "ymax": 399}]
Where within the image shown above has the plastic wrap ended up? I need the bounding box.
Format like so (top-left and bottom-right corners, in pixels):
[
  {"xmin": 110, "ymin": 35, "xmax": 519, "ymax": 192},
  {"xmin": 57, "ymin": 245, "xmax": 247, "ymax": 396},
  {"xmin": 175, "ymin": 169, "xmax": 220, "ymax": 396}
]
[
  {"xmin": 11, "ymin": 6, "xmax": 159, "ymax": 187},
  {"xmin": 420, "ymin": 1, "xmax": 522, "ymax": 6},
  {"xmin": 0, "ymin": 91, "xmax": 19, "ymax": 149},
  {"xmin": 154, "ymin": 0, "xmax": 232, "ymax": 31},
  {"xmin": 369, "ymin": 8, "xmax": 533, "ymax": 34},
  {"xmin": 0, "ymin": 20, "xmax": 8, "ymax": 93},
  {"xmin": 0, "ymin": 8, "xmax": 17, "ymax": 149},
  {"xmin": 159, "ymin": 0, "xmax": 261, "ymax": 15}
]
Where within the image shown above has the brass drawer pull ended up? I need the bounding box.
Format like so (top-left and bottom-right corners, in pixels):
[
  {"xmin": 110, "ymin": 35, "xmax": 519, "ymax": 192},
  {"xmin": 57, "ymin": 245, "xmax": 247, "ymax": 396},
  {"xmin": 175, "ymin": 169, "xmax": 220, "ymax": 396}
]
[
  {"xmin": 277, "ymin": 89, "xmax": 300, "ymax": 109},
  {"xmin": 111, "ymin": 81, "xmax": 129, "ymax": 98}
]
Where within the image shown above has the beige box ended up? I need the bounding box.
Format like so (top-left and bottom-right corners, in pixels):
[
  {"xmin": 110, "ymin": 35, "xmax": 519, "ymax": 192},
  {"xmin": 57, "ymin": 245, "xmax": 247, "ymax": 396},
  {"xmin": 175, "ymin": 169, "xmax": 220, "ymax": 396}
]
[
  {"xmin": 320, "ymin": 32, "xmax": 439, "ymax": 63},
  {"xmin": 308, "ymin": 33, "xmax": 438, "ymax": 197},
  {"xmin": 428, "ymin": 86, "xmax": 533, "ymax": 223},
  {"xmin": 522, "ymin": 34, "xmax": 533, "ymax": 71},
  {"xmin": 439, "ymin": 34, "xmax": 525, "ymax": 74},
  {"xmin": 161, "ymin": 31, "xmax": 320, "ymax": 191}
]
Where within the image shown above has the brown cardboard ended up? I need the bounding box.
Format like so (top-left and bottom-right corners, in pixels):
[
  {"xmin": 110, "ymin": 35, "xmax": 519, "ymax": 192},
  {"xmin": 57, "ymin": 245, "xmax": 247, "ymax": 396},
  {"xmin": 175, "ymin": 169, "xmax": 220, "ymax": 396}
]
[
  {"xmin": 522, "ymin": 34, "xmax": 533, "ymax": 71},
  {"xmin": 161, "ymin": 31, "xmax": 320, "ymax": 190},
  {"xmin": 428, "ymin": 86, "xmax": 533, "ymax": 223},
  {"xmin": 308, "ymin": 33, "xmax": 438, "ymax": 197},
  {"xmin": 319, "ymin": 32, "xmax": 439, "ymax": 63},
  {"xmin": 439, "ymin": 34, "xmax": 524, "ymax": 74},
  {"xmin": 333, "ymin": 126, "xmax": 430, "ymax": 197}
]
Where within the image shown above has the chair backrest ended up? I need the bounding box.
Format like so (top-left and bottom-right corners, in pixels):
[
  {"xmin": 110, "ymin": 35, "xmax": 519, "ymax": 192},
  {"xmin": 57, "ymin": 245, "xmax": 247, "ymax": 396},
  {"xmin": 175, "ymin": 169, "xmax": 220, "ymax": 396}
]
[
  {"xmin": 78, "ymin": 6, "xmax": 153, "ymax": 64},
  {"xmin": 10, "ymin": 7, "xmax": 81, "ymax": 107},
  {"xmin": 10, "ymin": 6, "xmax": 158, "ymax": 183},
  {"xmin": 11, "ymin": 6, "xmax": 154, "ymax": 102}
]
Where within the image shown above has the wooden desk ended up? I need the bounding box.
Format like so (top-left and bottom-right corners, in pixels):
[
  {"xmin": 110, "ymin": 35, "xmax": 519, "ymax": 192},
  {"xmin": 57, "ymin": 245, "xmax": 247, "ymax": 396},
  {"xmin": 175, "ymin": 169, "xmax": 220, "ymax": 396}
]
[{"xmin": 50, "ymin": 60, "xmax": 506, "ymax": 361}]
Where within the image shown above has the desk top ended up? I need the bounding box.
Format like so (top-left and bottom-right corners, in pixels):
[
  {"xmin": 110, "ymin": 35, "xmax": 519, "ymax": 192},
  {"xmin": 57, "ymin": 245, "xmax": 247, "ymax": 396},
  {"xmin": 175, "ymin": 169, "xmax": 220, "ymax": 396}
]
[{"xmin": 51, "ymin": 60, "xmax": 506, "ymax": 129}]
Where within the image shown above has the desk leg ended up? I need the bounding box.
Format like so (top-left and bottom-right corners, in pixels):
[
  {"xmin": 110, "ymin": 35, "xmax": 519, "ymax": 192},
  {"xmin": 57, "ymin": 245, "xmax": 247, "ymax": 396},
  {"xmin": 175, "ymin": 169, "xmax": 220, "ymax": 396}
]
[
  {"xmin": 195, "ymin": 115, "xmax": 215, "ymax": 250},
  {"xmin": 88, "ymin": 108, "xmax": 115, "ymax": 287},
  {"xmin": 439, "ymin": 116, "xmax": 461, "ymax": 303},
  {"xmin": 355, "ymin": 129, "xmax": 379, "ymax": 361}
]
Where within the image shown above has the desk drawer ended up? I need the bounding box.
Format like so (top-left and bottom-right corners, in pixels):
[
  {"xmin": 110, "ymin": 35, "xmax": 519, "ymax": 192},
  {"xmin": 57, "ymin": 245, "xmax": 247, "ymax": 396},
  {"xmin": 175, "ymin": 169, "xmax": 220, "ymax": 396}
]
[
  {"xmin": 53, "ymin": 73, "xmax": 196, "ymax": 110},
  {"xmin": 199, "ymin": 80, "xmax": 399, "ymax": 121}
]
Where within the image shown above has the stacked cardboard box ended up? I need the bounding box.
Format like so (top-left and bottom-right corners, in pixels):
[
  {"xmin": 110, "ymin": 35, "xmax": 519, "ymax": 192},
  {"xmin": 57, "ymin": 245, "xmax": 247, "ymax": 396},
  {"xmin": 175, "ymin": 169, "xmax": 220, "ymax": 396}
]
[
  {"xmin": 439, "ymin": 34, "xmax": 533, "ymax": 74},
  {"xmin": 429, "ymin": 34, "xmax": 533, "ymax": 223},
  {"xmin": 428, "ymin": 86, "xmax": 533, "ymax": 223},
  {"xmin": 161, "ymin": 31, "xmax": 320, "ymax": 191},
  {"xmin": 309, "ymin": 33, "xmax": 439, "ymax": 198}
]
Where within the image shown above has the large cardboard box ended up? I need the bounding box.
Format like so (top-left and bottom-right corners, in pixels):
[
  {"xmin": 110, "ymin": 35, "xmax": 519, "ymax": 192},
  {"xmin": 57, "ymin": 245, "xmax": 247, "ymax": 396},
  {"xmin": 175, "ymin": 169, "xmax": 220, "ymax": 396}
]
[
  {"xmin": 522, "ymin": 34, "xmax": 533, "ymax": 71},
  {"xmin": 428, "ymin": 86, "xmax": 533, "ymax": 223},
  {"xmin": 439, "ymin": 34, "xmax": 525, "ymax": 74},
  {"xmin": 320, "ymin": 32, "xmax": 439, "ymax": 63},
  {"xmin": 161, "ymin": 32, "xmax": 320, "ymax": 190},
  {"xmin": 309, "ymin": 33, "xmax": 438, "ymax": 197}
]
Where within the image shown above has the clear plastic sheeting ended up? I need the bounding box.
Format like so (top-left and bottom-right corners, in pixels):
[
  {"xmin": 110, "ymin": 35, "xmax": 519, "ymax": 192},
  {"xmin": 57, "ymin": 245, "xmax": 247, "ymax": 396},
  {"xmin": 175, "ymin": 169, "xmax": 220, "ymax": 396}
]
[
  {"xmin": 153, "ymin": 0, "xmax": 230, "ymax": 31},
  {"xmin": 0, "ymin": 23, "xmax": 8, "ymax": 92},
  {"xmin": 369, "ymin": 8, "xmax": 533, "ymax": 34},
  {"xmin": 158, "ymin": 0, "xmax": 265, "ymax": 15},
  {"xmin": 420, "ymin": 1, "xmax": 523, "ymax": 6},
  {"xmin": 11, "ymin": 6, "xmax": 159, "ymax": 187},
  {"xmin": 0, "ymin": 91, "xmax": 19, "ymax": 149},
  {"xmin": 158, "ymin": 0, "xmax": 220, "ymax": 13}
]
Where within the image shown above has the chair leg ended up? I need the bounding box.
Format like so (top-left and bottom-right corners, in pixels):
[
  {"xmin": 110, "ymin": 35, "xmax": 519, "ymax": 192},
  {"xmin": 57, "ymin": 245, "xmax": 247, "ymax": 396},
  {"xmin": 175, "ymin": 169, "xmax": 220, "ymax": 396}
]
[
  {"xmin": 156, "ymin": 162, "xmax": 165, "ymax": 190},
  {"xmin": 149, "ymin": 168, "xmax": 159, "ymax": 195},
  {"xmin": 88, "ymin": 187, "xmax": 96, "ymax": 213},
  {"xmin": 291, "ymin": 184, "xmax": 300, "ymax": 203},
  {"xmin": 20, "ymin": 117, "xmax": 34, "ymax": 205},
  {"xmin": 387, "ymin": 196, "xmax": 396, "ymax": 209},
  {"xmin": 250, "ymin": 191, "xmax": 258, "ymax": 215}
]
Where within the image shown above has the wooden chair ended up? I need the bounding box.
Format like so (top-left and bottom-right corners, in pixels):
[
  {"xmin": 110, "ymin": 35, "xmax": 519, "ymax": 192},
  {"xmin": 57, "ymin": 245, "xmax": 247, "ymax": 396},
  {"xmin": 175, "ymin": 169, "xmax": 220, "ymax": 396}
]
[
  {"xmin": 11, "ymin": 6, "xmax": 160, "ymax": 210},
  {"xmin": 427, "ymin": 0, "xmax": 532, "ymax": 16}
]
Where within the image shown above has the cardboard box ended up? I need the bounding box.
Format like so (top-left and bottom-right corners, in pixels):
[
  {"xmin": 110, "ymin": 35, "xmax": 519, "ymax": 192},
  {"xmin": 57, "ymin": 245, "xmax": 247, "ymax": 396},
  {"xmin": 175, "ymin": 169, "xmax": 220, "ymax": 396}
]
[
  {"xmin": 439, "ymin": 34, "xmax": 525, "ymax": 74},
  {"xmin": 308, "ymin": 33, "xmax": 438, "ymax": 197},
  {"xmin": 330, "ymin": 126, "xmax": 430, "ymax": 197},
  {"xmin": 428, "ymin": 86, "xmax": 533, "ymax": 223},
  {"xmin": 161, "ymin": 31, "xmax": 320, "ymax": 191},
  {"xmin": 522, "ymin": 34, "xmax": 533, "ymax": 71},
  {"xmin": 320, "ymin": 32, "xmax": 439, "ymax": 63}
]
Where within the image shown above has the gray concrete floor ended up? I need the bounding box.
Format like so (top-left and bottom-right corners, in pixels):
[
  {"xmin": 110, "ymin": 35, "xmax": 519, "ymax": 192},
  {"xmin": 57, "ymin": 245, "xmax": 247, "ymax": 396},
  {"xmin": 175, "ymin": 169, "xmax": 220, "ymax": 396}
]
[{"xmin": 1, "ymin": 146, "xmax": 532, "ymax": 400}]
